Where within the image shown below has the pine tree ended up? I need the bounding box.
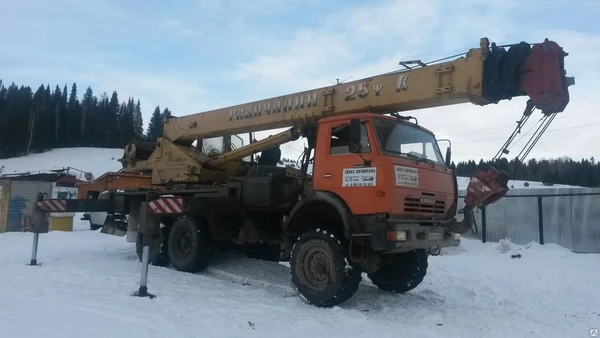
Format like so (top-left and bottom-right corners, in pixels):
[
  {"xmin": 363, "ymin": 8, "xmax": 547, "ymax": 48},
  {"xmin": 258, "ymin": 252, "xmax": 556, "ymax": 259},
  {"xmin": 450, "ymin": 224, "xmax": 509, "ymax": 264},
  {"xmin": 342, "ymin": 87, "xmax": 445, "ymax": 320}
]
[
  {"xmin": 67, "ymin": 83, "xmax": 80, "ymax": 146},
  {"xmin": 146, "ymin": 105, "xmax": 163, "ymax": 141},
  {"xmin": 28, "ymin": 84, "xmax": 54, "ymax": 152},
  {"xmin": 94, "ymin": 92, "xmax": 110, "ymax": 147},
  {"xmin": 58, "ymin": 84, "xmax": 68, "ymax": 146},
  {"xmin": 81, "ymin": 86, "xmax": 95, "ymax": 145},
  {"xmin": 0, "ymin": 80, "xmax": 6, "ymax": 157},
  {"xmin": 107, "ymin": 91, "xmax": 120, "ymax": 147},
  {"xmin": 51, "ymin": 85, "xmax": 62, "ymax": 147},
  {"xmin": 133, "ymin": 99, "xmax": 144, "ymax": 140},
  {"xmin": 120, "ymin": 98, "xmax": 135, "ymax": 144},
  {"xmin": 162, "ymin": 107, "xmax": 172, "ymax": 119}
]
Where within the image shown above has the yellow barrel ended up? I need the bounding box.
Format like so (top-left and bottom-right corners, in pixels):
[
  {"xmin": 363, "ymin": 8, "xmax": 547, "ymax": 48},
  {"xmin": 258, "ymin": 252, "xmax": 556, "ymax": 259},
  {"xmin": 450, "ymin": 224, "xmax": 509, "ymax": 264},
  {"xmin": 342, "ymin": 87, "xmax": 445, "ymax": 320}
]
[{"xmin": 50, "ymin": 216, "xmax": 74, "ymax": 231}]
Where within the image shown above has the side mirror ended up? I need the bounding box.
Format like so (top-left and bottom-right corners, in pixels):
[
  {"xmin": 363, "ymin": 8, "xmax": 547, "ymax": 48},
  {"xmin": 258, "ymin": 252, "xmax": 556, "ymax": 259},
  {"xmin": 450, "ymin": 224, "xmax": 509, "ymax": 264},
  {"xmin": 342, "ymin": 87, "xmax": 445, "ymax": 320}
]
[
  {"xmin": 438, "ymin": 138, "xmax": 452, "ymax": 167},
  {"xmin": 445, "ymin": 146, "xmax": 451, "ymax": 167},
  {"xmin": 348, "ymin": 119, "xmax": 361, "ymax": 153}
]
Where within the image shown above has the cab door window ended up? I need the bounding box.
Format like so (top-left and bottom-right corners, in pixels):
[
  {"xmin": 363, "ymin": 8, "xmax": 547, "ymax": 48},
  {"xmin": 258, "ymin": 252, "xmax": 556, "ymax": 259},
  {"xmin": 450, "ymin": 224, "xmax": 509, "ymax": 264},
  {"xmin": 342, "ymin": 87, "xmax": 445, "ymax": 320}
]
[{"xmin": 329, "ymin": 123, "xmax": 371, "ymax": 155}]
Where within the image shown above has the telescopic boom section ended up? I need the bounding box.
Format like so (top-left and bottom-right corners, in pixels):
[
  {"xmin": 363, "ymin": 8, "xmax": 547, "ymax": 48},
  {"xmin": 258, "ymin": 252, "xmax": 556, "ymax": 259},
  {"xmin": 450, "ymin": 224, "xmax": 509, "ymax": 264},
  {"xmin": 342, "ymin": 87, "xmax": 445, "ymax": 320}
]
[{"xmin": 163, "ymin": 38, "xmax": 572, "ymax": 145}]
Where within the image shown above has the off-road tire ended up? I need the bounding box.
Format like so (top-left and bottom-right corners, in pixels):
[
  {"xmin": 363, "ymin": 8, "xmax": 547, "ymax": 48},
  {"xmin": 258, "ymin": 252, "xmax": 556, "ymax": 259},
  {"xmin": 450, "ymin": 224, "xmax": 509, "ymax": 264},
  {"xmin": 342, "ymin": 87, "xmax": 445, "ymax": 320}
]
[
  {"xmin": 367, "ymin": 249, "xmax": 428, "ymax": 293},
  {"xmin": 136, "ymin": 227, "xmax": 169, "ymax": 267},
  {"xmin": 290, "ymin": 229, "xmax": 362, "ymax": 307},
  {"xmin": 167, "ymin": 216, "xmax": 212, "ymax": 273}
]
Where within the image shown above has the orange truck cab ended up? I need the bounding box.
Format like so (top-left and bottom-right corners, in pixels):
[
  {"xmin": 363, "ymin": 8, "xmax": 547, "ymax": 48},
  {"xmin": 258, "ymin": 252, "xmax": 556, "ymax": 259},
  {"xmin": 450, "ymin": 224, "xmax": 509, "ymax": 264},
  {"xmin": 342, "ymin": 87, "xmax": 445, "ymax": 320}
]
[{"xmin": 307, "ymin": 113, "xmax": 463, "ymax": 255}]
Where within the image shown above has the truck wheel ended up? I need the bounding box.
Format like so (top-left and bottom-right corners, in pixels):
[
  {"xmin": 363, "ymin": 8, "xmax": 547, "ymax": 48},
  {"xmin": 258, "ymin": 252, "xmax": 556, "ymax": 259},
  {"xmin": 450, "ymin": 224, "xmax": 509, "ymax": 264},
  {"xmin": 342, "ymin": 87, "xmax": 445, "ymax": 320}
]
[
  {"xmin": 136, "ymin": 228, "xmax": 169, "ymax": 267},
  {"xmin": 367, "ymin": 249, "xmax": 428, "ymax": 293},
  {"xmin": 167, "ymin": 216, "xmax": 212, "ymax": 273},
  {"xmin": 290, "ymin": 229, "xmax": 362, "ymax": 307}
]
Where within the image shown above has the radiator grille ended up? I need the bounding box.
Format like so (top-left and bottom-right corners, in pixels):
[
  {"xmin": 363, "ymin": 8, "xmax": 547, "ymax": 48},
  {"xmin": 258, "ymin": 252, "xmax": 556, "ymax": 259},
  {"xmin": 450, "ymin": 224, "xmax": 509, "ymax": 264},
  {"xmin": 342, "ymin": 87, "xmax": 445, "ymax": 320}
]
[{"xmin": 404, "ymin": 195, "xmax": 445, "ymax": 214}]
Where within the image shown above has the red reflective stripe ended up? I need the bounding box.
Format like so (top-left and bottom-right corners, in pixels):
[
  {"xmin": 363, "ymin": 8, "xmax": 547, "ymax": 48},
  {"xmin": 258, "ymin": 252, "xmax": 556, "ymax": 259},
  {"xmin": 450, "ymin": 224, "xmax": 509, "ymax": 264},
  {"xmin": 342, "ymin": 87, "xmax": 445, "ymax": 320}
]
[
  {"xmin": 51, "ymin": 200, "xmax": 66, "ymax": 211},
  {"xmin": 166, "ymin": 198, "xmax": 183, "ymax": 213},
  {"xmin": 148, "ymin": 198, "xmax": 183, "ymax": 214},
  {"xmin": 38, "ymin": 200, "xmax": 67, "ymax": 211},
  {"xmin": 157, "ymin": 199, "xmax": 171, "ymax": 213}
]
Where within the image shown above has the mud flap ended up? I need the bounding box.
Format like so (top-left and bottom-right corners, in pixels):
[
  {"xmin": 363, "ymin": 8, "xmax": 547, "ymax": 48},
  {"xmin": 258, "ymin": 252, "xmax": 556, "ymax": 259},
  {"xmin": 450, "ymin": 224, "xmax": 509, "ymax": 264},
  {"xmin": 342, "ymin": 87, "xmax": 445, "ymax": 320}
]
[
  {"xmin": 100, "ymin": 216, "xmax": 127, "ymax": 237},
  {"xmin": 100, "ymin": 225, "xmax": 126, "ymax": 236}
]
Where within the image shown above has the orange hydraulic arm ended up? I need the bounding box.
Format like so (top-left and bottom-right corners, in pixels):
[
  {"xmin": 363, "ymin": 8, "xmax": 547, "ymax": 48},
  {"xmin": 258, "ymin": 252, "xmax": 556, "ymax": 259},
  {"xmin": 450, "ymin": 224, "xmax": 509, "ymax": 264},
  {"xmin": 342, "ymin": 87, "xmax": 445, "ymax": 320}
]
[{"xmin": 163, "ymin": 38, "xmax": 573, "ymax": 146}]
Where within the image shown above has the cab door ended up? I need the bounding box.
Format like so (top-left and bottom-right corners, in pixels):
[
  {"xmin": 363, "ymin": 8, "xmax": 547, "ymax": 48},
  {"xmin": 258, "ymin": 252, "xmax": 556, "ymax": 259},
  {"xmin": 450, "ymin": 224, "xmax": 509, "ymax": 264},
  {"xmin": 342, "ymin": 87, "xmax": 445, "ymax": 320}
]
[{"xmin": 312, "ymin": 119, "xmax": 380, "ymax": 215}]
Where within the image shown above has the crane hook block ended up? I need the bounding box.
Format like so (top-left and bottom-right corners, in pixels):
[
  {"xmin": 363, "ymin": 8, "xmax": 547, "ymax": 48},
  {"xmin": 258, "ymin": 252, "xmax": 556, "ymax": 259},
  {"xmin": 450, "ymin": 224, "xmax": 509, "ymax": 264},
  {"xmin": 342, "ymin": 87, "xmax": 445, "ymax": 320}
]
[{"xmin": 464, "ymin": 167, "xmax": 510, "ymax": 209}]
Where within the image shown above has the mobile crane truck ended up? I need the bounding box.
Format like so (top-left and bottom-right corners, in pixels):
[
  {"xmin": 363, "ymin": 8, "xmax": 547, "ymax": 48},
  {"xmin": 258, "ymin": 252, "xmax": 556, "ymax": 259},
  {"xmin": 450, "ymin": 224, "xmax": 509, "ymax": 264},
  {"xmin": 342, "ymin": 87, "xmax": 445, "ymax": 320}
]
[{"xmin": 32, "ymin": 37, "xmax": 573, "ymax": 307}]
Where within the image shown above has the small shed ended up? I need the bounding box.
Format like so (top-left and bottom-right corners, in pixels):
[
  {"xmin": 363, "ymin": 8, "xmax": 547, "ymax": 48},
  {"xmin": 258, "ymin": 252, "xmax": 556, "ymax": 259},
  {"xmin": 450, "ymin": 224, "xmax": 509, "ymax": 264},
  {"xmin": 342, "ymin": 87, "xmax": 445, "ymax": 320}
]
[
  {"xmin": 77, "ymin": 171, "xmax": 152, "ymax": 199},
  {"xmin": 0, "ymin": 172, "xmax": 85, "ymax": 233}
]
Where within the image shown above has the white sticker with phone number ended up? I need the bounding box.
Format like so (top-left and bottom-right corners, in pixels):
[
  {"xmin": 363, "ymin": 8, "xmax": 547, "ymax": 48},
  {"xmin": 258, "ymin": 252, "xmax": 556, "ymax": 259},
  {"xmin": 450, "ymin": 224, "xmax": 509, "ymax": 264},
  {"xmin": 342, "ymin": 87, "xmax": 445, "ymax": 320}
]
[
  {"xmin": 395, "ymin": 165, "xmax": 418, "ymax": 187},
  {"xmin": 342, "ymin": 167, "xmax": 377, "ymax": 187}
]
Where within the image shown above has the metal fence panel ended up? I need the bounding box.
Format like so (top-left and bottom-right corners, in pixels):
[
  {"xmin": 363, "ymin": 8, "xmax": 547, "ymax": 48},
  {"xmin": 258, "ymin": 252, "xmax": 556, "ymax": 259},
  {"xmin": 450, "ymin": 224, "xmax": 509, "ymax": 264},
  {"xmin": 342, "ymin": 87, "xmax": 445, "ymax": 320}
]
[
  {"xmin": 570, "ymin": 195, "xmax": 600, "ymax": 253},
  {"xmin": 485, "ymin": 196, "xmax": 539, "ymax": 245},
  {"xmin": 541, "ymin": 196, "xmax": 573, "ymax": 249},
  {"xmin": 458, "ymin": 187, "xmax": 600, "ymax": 253}
]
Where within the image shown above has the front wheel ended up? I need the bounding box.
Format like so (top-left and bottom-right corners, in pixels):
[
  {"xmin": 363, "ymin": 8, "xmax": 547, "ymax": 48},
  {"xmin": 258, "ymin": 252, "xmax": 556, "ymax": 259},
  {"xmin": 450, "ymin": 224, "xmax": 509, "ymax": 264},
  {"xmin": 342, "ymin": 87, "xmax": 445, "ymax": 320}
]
[
  {"xmin": 367, "ymin": 249, "xmax": 428, "ymax": 293},
  {"xmin": 167, "ymin": 216, "xmax": 212, "ymax": 273},
  {"xmin": 290, "ymin": 229, "xmax": 362, "ymax": 307}
]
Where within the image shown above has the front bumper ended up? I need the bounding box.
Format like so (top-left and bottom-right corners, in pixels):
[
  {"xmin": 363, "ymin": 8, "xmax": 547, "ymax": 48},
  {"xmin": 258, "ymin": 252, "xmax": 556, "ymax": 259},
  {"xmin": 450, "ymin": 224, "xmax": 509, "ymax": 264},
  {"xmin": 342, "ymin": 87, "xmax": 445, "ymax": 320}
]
[{"xmin": 367, "ymin": 221, "xmax": 460, "ymax": 253}]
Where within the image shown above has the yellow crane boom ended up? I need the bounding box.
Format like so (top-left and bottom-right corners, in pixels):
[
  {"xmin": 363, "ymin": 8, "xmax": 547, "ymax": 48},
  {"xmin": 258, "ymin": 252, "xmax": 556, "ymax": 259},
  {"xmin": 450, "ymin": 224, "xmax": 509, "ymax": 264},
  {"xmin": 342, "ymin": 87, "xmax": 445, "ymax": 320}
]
[
  {"xmin": 162, "ymin": 38, "xmax": 570, "ymax": 144},
  {"xmin": 119, "ymin": 37, "xmax": 573, "ymax": 185}
]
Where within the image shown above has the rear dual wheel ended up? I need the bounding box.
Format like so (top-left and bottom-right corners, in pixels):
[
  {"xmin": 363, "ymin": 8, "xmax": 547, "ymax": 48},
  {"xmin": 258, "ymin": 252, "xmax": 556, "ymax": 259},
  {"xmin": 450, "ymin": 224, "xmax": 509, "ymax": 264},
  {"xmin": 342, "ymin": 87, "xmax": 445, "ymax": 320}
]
[{"xmin": 167, "ymin": 216, "xmax": 212, "ymax": 273}]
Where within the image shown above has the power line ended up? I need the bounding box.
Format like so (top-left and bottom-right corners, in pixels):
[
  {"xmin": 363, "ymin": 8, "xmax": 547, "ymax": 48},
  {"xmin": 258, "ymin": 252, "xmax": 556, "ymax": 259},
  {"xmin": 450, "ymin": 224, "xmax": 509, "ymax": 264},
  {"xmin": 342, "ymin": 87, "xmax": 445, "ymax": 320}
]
[
  {"xmin": 437, "ymin": 108, "xmax": 600, "ymax": 137},
  {"xmin": 454, "ymin": 119, "xmax": 600, "ymax": 145}
]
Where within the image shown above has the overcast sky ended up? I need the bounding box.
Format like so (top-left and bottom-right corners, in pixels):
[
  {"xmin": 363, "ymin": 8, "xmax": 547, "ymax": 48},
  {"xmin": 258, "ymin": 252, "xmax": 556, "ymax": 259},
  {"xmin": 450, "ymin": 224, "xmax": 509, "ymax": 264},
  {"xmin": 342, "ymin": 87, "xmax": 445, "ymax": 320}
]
[{"xmin": 1, "ymin": 0, "xmax": 598, "ymax": 163}]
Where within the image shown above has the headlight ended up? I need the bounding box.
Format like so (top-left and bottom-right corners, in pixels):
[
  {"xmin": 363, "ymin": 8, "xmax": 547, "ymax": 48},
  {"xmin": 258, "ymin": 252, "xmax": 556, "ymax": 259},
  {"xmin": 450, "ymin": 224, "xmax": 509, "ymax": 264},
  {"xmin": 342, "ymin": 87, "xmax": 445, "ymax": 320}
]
[{"xmin": 454, "ymin": 233, "xmax": 461, "ymax": 240}]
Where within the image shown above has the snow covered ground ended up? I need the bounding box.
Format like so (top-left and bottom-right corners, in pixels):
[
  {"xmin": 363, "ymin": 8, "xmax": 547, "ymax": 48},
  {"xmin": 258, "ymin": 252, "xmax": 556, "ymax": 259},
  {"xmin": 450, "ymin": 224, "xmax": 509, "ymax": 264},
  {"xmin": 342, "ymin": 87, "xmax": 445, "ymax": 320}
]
[{"xmin": 0, "ymin": 219, "xmax": 598, "ymax": 338}]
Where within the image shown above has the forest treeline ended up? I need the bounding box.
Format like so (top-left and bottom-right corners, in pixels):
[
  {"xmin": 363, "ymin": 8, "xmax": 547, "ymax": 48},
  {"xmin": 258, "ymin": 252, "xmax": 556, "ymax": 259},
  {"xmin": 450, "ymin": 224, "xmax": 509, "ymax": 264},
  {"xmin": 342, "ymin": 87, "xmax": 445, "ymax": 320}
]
[
  {"xmin": 1, "ymin": 80, "xmax": 598, "ymax": 187},
  {"xmin": 0, "ymin": 80, "xmax": 171, "ymax": 159},
  {"xmin": 453, "ymin": 157, "xmax": 599, "ymax": 188}
]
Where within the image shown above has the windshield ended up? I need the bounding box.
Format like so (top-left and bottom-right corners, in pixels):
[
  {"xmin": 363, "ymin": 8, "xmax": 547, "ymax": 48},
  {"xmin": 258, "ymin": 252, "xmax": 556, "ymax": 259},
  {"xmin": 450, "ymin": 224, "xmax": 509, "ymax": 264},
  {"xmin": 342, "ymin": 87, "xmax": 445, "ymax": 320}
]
[{"xmin": 372, "ymin": 118, "xmax": 446, "ymax": 166}]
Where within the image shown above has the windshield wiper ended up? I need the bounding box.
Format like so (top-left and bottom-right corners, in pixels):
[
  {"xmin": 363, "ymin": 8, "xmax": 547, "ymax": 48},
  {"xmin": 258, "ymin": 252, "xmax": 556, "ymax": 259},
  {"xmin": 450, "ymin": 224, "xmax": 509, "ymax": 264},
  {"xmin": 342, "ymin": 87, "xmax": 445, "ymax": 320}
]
[{"xmin": 388, "ymin": 150, "xmax": 438, "ymax": 166}]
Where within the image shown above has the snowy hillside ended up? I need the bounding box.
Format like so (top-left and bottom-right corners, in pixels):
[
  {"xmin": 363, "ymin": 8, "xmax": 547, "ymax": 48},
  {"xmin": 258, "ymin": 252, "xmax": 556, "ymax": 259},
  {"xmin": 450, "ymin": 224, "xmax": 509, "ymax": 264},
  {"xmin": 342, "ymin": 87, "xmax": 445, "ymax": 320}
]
[
  {"xmin": 0, "ymin": 147, "xmax": 579, "ymax": 190},
  {"xmin": 0, "ymin": 222, "xmax": 598, "ymax": 338},
  {"xmin": 0, "ymin": 147, "xmax": 124, "ymax": 180}
]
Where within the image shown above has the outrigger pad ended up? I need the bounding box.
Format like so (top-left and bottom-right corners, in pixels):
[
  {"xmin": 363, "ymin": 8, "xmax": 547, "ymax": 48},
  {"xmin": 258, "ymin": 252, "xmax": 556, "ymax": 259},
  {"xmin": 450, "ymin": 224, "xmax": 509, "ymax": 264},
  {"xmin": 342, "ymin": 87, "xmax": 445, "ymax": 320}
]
[{"xmin": 464, "ymin": 167, "xmax": 509, "ymax": 209}]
